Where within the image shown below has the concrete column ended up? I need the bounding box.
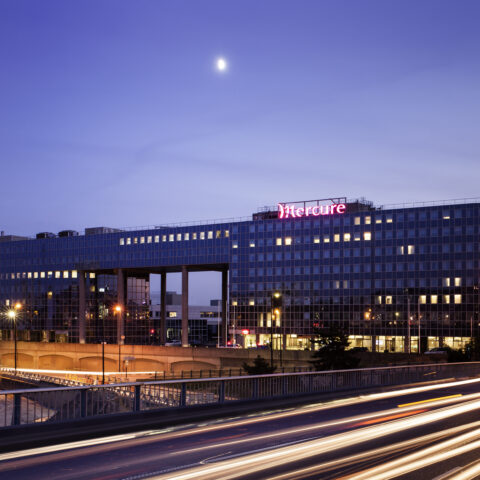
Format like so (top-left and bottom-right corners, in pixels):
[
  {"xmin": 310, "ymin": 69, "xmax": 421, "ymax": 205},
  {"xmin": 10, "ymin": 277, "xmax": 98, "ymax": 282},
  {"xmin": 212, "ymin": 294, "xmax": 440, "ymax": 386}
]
[
  {"xmin": 160, "ymin": 271, "xmax": 167, "ymax": 344},
  {"xmin": 181, "ymin": 266, "xmax": 189, "ymax": 347},
  {"xmin": 221, "ymin": 269, "xmax": 228, "ymax": 347},
  {"xmin": 78, "ymin": 271, "xmax": 86, "ymax": 344},
  {"xmin": 372, "ymin": 335, "xmax": 377, "ymax": 353},
  {"xmin": 117, "ymin": 269, "xmax": 125, "ymax": 345}
]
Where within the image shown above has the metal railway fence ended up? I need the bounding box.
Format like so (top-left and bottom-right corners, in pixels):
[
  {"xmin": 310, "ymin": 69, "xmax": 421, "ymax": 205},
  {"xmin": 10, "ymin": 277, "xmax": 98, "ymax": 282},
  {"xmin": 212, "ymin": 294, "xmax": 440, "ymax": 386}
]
[{"xmin": 1, "ymin": 362, "xmax": 479, "ymax": 428}]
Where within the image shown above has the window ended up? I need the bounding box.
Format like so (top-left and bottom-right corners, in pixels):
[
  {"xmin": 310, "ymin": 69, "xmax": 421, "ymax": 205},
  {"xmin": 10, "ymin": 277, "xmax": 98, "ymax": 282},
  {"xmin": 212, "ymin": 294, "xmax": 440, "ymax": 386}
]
[
  {"xmin": 419, "ymin": 295, "xmax": 427, "ymax": 304},
  {"xmin": 365, "ymin": 216, "xmax": 371, "ymax": 225},
  {"xmin": 276, "ymin": 238, "xmax": 282, "ymax": 246},
  {"xmin": 232, "ymin": 241, "xmax": 238, "ymax": 249},
  {"xmin": 454, "ymin": 294, "xmax": 462, "ymax": 304},
  {"xmin": 55, "ymin": 271, "xmax": 61, "ymax": 278},
  {"xmin": 364, "ymin": 232, "xmax": 372, "ymax": 241},
  {"xmin": 354, "ymin": 217, "xmax": 361, "ymax": 225},
  {"xmin": 313, "ymin": 236, "xmax": 320, "ymax": 244},
  {"xmin": 168, "ymin": 311, "xmax": 177, "ymax": 317},
  {"xmin": 386, "ymin": 296, "xmax": 392, "ymax": 304},
  {"xmin": 119, "ymin": 238, "xmax": 125, "ymax": 245},
  {"xmin": 375, "ymin": 217, "xmax": 382, "ymax": 224},
  {"xmin": 126, "ymin": 238, "xmax": 131, "ymax": 245},
  {"xmin": 386, "ymin": 217, "xmax": 393, "ymax": 223},
  {"xmin": 454, "ymin": 277, "xmax": 462, "ymax": 287},
  {"xmin": 344, "ymin": 233, "xmax": 351, "ymax": 242},
  {"xmin": 249, "ymin": 299, "xmax": 255, "ymax": 306},
  {"xmin": 140, "ymin": 236, "xmax": 145, "ymax": 244},
  {"xmin": 407, "ymin": 245, "xmax": 415, "ymax": 254},
  {"xmin": 200, "ymin": 232, "xmax": 205, "ymax": 240},
  {"xmin": 177, "ymin": 233, "xmax": 182, "ymax": 241},
  {"xmin": 134, "ymin": 237, "xmax": 138, "ymax": 244},
  {"xmin": 285, "ymin": 237, "xmax": 292, "ymax": 245},
  {"xmin": 225, "ymin": 230, "xmax": 230, "ymax": 237},
  {"xmin": 40, "ymin": 272, "xmax": 45, "ymax": 278},
  {"xmin": 193, "ymin": 233, "xmax": 197, "ymax": 240},
  {"xmin": 444, "ymin": 295, "xmax": 450, "ymax": 304},
  {"xmin": 397, "ymin": 246, "xmax": 404, "ymax": 255},
  {"xmin": 354, "ymin": 233, "xmax": 361, "ymax": 241},
  {"xmin": 184, "ymin": 233, "xmax": 189, "ymax": 241},
  {"xmin": 147, "ymin": 236, "xmax": 152, "ymax": 243},
  {"xmin": 376, "ymin": 295, "xmax": 382, "ymax": 305},
  {"xmin": 334, "ymin": 234, "xmax": 340, "ymax": 242},
  {"xmin": 431, "ymin": 295, "xmax": 438, "ymax": 304},
  {"xmin": 208, "ymin": 231, "xmax": 213, "ymax": 239},
  {"xmin": 443, "ymin": 278, "xmax": 451, "ymax": 287},
  {"xmin": 169, "ymin": 234, "xmax": 174, "ymax": 242},
  {"xmin": 162, "ymin": 235, "xmax": 167, "ymax": 242},
  {"xmin": 249, "ymin": 241, "xmax": 255, "ymax": 248},
  {"xmin": 323, "ymin": 235, "xmax": 330, "ymax": 243},
  {"xmin": 63, "ymin": 271, "xmax": 69, "ymax": 279}
]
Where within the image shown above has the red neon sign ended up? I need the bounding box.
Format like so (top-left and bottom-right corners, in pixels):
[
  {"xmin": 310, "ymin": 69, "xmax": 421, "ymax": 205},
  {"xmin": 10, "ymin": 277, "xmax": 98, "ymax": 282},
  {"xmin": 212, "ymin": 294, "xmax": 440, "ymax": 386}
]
[
  {"xmin": 241, "ymin": 329, "xmax": 250, "ymax": 335},
  {"xmin": 278, "ymin": 203, "xmax": 346, "ymax": 219}
]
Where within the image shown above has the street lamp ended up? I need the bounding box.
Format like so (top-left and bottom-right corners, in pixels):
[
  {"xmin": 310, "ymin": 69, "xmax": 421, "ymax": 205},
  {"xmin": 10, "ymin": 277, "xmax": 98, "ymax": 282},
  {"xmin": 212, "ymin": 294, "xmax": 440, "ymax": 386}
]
[
  {"xmin": 114, "ymin": 305, "xmax": 123, "ymax": 373},
  {"xmin": 8, "ymin": 303, "xmax": 22, "ymax": 373},
  {"xmin": 271, "ymin": 291, "xmax": 282, "ymax": 368}
]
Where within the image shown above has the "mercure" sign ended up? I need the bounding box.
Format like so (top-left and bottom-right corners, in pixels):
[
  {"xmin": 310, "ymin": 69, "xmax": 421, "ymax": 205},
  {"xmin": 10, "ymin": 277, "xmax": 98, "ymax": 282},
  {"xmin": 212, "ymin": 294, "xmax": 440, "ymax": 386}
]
[{"xmin": 278, "ymin": 203, "xmax": 346, "ymax": 219}]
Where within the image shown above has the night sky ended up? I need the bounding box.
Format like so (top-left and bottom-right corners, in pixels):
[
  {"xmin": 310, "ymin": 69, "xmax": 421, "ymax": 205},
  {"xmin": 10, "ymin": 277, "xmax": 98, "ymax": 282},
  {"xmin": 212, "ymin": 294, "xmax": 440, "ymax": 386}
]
[{"xmin": 1, "ymin": 1, "xmax": 479, "ymax": 301}]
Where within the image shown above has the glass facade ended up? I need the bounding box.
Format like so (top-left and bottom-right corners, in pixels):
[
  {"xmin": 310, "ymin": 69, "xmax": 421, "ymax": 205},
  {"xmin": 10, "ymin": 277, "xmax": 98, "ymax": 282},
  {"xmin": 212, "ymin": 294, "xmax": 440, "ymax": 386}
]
[{"xmin": 1, "ymin": 199, "xmax": 479, "ymax": 350}]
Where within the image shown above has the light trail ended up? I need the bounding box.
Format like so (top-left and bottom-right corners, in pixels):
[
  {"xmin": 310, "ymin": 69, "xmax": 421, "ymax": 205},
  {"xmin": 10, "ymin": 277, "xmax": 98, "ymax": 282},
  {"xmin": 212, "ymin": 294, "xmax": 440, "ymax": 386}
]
[
  {"xmin": 2, "ymin": 377, "xmax": 480, "ymax": 463},
  {"xmin": 398, "ymin": 393, "xmax": 462, "ymax": 408},
  {"xmin": 151, "ymin": 397, "xmax": 480, "ymax": 480},
  {"xmin": 266, "ymin": 420, "xmax": 480, "ymax": 480}
]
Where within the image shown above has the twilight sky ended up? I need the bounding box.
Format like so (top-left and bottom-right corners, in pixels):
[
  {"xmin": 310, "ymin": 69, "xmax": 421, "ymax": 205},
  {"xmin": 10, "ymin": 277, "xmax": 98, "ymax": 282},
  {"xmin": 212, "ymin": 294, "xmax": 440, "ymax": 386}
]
[{"xmin": 1, "ymin": 1, "xmax": 480, "ymax": 300}]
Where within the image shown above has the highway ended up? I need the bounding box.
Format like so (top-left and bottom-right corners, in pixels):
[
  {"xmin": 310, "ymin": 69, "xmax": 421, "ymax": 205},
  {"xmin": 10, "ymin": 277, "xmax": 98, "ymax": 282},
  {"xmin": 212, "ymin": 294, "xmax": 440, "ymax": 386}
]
[{"xmin": 2, "ymin": 377, "xmax": 480, "ymax": 480}]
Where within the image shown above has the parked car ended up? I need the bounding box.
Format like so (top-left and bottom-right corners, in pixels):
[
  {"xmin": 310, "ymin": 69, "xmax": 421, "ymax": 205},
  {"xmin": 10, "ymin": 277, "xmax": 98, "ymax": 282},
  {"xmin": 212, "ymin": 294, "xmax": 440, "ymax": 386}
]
[
  {"xmin": 424, "ymin": 347, "xmax": 450, "ymax": 355},
  {"xmin": 165, "ymin": 339, "xmax": 182, "ymax": 347}
]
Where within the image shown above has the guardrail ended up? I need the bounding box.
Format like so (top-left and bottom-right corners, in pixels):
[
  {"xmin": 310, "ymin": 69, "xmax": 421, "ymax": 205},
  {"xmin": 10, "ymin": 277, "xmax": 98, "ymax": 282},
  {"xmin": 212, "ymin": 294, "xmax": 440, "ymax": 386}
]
[{"xmin": 1, "ymin": 362, "xmax": 479, "ymax": 428}]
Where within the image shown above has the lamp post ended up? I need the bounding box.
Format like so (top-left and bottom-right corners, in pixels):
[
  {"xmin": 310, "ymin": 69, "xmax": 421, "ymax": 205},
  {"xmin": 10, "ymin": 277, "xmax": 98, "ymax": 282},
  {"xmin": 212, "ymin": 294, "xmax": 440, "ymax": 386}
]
[
  {"xmin": 271, "ymin": 291, "xmax": 282, "ymax": 368},
  {"xmin": 115, "ymin": 305, "xmax": 123, "ymax": 372},
  {"xmin": 7, "ymin": 303, "xmax": 22, "ymax": 373}
]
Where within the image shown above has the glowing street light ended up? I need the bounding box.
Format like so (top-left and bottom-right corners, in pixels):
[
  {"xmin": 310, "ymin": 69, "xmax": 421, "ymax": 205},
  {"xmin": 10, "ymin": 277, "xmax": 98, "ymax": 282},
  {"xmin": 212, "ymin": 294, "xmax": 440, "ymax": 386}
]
[{"xmin": 8, "ymin": 302, "xmax": 21, "ymax": 373}]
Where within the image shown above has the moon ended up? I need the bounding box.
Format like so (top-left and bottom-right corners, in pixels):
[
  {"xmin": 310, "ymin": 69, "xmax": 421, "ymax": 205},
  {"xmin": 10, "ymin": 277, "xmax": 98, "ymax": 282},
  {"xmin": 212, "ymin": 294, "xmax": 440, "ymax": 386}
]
[{"xmin": 216, "ymin": 57, "xmax": 227, "ymax": 72}]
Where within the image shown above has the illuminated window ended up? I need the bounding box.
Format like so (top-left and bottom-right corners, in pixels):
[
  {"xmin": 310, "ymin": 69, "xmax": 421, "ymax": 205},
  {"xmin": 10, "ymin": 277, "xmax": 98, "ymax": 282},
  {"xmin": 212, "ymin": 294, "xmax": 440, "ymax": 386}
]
[
  {"xmin": 249, "ymin": 241, "xmax": 255, "ymax": 248},
  {"xmin": 90, "ymin": 273, "xmax": 95, "ymax": 279},
  {"xmin": 419, "ymin": 295, "xmax": 427, "ymax": 304},
  {"xmin": 232, "ymin": 241, "xmax": 238, "ymax": 249},
  {"xmin": 28, "ymin": 272, "xmax": 32, "ymax": 279},
  {"xmin": 162, "ymin": 235, "xmax": 166, "ymax": 242},
  {"xmin": 344, "ymin": 233, "xmax": 351, "ymax": 242},
  {"xmin": 443, "ymin": 215, "xmax": 450, "ymax": 220},
  {"xmin": 444, "ymin": 295, "xmax": 450, "ymax": 304},
  {"xmin": 313, "ymin": 236, "xmax": 320, "ymax": 244},
  {"xmin": 376, "ymin": 295, "xmax": 382, "ymax": 304},
  {"xmin": 397, "ymin": 246, "xmax": 404, "ymax": 255},
  {"xmin": 126, "ymin": 238, "xmax": 131, "ymax": 245},
  {"xmin": 47, "ymin": 291, "xmax": 53, "ymax": 298},
  {"xmin": 184, "ymin": 233, "xmax": 189, "ymax": 241},
  {"xmin": 72, "ymin": 271, "xmax": 77, "ymax": 279},
  {"xmin": 147, "ymin": 236, "xmax": 152, "ymax": 243},
  {"xmin": 364, "ymin": 232, "xmax": 372, "ymax": 241},
  {"xmin": 63, "ymin": 271, "xmax": 69, "ymax": 279},
  {"xmin": 192, "ymin": 232, "xmax": 197, "ymax": 240},
  {"xmin": 323, "ymin": 236, "xmax": 330, "ymax": 243},
  {"xmin": 354, "ymin": 234, "xmax": 361, "ymax": 241},
  {"xmin": 386, "ymin": 217, "xmax": 393, "ymax": 223},
  {"xmin": 134, "ymin": 237, "xmax": 138, "ymax": 244},
  {"xmin": 140, "ymin": 236, "xmax": 145, "ymax": 244},
  {"xmin": 47, "ymin": 271, "xmax": 53, "ymax": 278},
  {"xmin": 208, "ymin": 231, "xmax": 213, "ymax": 239},
  {"xmin": 232, "ymin": 301, "xmax": 238, "ymax": 306},
  {"xmin": 454, "ymin": 294, "xmax": 462, "ymax": 304},
  {"xmin": 200, "ymin": 232, "xmax": 205, "ymax": 240},
  {"xmin": 225, "ymin": 230, "xmax": 230, "ymax": 237},
  {"xmin": 334, "ymin": 234, "xmax": 340, "ymax": 242},
  {"xmin": 375, "ymin": 217, "xmax": 382, "ymax": 224},
  {"xmin": 354, "ymin": 217, "xmax": 361, "ymax": 225},
  {"xmin": 216, "ymin": 230, "xmax": 221, "ymax": 238},
  {"xmin": 443, "ymin": 278, "xmax": 451, "ymax": 287},
  {"xmin": 119, "ymin": 238, "xmax": 125, "ymax": 245},
  {"xmin": 386, "ymin": 296, "xmax": 392, "ymax": 304},
  {"xmin": 168, "ymin": 311, "xmax": 177, "ymax": 318},
  {"xmin": 407, "ymin": 245, "xmax": 415, "ymax": 254},
  {"xmin": 176, "ymin": 233, "xmax": 182, "ymax": 241},
  {"xmin": 169, "ymin": 234, "xmax": 174, "ymax": 242},
  {"xmin": 431, "ymin": 295, "xmax": 438, "ymax": 304},
  {"xmin": 34, "ymin": 272, "xmax": 38, "ymax": 279},
  {"xmin": 334, "ymin": 281, "xmax": 340, "ymax": 289},
  {"xmin": 154, "ymin": 235, "xmax": 159, "ymax": 243},
  {"xmin": 276, "ymin": 238, "xmax": 282, "ymax": 246},
  {"xmin": 40, "ymin": 272, "xmax": 45, "ymax": 278},
  {"xmin": 454, "ymin": 277, "xmax": 462, "ymax": 287},
  {"xmin": 285, "ymin": 237, "xmax": 292, "ymax": 245},
  {"xmin": 365, "ymin": 216, "xmax": 371, "ymax": 225},
  {"xmin": 249, "ymin": 299, "xmax": 255, "ymax": 306}
]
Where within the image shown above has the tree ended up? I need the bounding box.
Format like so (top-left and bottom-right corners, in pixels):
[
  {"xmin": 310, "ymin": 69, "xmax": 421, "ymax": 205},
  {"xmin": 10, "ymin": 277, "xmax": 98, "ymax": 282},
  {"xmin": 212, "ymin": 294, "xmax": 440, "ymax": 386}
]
[
  {"xmin": 243, "ymin": 355, "xmax": 276, "ymax": 375},
  {"xmin": 310, "ymin": 326, "xmax": 360, "ymax": 371}
]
